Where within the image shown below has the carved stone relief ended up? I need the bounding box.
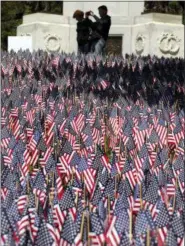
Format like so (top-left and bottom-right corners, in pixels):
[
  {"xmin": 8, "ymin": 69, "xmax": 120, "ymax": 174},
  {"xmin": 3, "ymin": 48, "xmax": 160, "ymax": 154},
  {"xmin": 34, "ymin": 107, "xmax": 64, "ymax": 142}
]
[
  {"xmin": 158, "ymin": 33, "xmax": 181, "ymax": 55},
  {"xmin": 44, "ymin": 34, "xmax": 61, "ymax": 52},
  {"xmin": 135, "ymin": 34, "xmax": 146, "ymax": 54}
]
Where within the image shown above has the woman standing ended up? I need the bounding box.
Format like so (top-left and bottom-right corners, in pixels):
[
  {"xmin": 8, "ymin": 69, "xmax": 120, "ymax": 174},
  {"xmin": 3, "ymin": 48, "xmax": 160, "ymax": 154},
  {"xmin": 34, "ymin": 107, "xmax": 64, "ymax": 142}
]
[{"xmin": 73, "ymin": 10, "xmax": 93, "ymax": 54}]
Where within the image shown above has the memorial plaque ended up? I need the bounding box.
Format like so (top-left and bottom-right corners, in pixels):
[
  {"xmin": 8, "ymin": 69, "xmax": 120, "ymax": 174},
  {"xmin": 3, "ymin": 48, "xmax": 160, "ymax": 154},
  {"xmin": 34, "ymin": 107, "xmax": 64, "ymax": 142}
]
[{"xmin": 105, "ymin": 36, "xmax": 122, "ymax": 56}]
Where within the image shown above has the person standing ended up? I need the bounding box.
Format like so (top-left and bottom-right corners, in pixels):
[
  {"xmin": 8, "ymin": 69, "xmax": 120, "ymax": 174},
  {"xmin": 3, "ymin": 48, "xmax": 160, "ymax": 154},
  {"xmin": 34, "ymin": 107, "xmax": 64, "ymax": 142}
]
[
  {"xmin": 86, "ymin": 5, "xmax": 111, "ymax": 55},
  {"xmin": 73, "ymin": 10, "xmax": 93, "ymax": 54}
]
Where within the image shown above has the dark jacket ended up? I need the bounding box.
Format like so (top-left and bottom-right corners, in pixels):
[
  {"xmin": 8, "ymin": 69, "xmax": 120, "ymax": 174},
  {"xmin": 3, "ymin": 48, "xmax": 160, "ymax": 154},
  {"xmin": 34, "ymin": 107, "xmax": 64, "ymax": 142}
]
[
  {"xmin": 92, "ymin": 15, "xmax": 111, "ymax": 41},
  {"xmin": 76, "ymin": 18, "xmax": 93, "ymax": 45}
]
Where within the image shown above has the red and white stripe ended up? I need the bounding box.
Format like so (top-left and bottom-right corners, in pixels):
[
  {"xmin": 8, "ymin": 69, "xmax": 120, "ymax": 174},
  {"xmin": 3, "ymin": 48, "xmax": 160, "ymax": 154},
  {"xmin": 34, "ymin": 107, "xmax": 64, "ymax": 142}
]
[
  {"xmin": 106, "ymin": 216, "xmax": 120, "ymax": 246},
  {"xmin": 156, "ymin": 123, "xmax": 167, "ymax": 146},
  {"xmin": 53, "ymin": 204, "xmax": 67, "ymax": 232},
  {"xmin": 166, "ymin": 183, "xmax": 176, "ymax": 196},
  {"xmin": 83, "ymin": 168, "xmax": 96, "ymax": 194},
  {"xmin": 46, "ymin": 223, "xmax": 60, "ymax": 245},
  {"xmin": 17, "ymin": 215, "xmax": 29, "ymax": 236},
  {"xmin": 56, "ymin": 175, "xmax": 64, "ymax": 200},
  {"xmin": 17, "ymin": 195, "xmax": 28, "ymax": 214},
  {"xmin": 89, "ymin": 232, "xmax": 105, "ymax": 245},
  {"xmin": 101, "ymin": 155, "xmax": 111, "ymax": 173}
]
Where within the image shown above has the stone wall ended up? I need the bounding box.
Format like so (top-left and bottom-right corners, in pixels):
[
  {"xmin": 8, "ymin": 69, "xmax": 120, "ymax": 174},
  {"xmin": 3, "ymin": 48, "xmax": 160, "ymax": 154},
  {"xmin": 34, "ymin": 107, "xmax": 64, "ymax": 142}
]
[
  {"xmin": 63, "ymin": 0, "xmax": 144, "ymax": 17},
  {"xmin": 16, "ymin": 1, "xmax": 184, "ymax": 57}
]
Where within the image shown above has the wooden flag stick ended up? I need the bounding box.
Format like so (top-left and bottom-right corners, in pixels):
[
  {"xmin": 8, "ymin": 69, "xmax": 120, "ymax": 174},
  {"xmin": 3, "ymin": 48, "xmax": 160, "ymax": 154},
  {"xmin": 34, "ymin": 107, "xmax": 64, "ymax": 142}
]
[
  {"xmin": 83, "ymin": 175, "xmax": 86, "ymax": 207},
  {"xmin": 53, "ymin": 132, "xmax": 55, "ymax": 148},
  {"xmin": 35, "ymin": 194, "xmax": 39, "ymax": 211},
  {"xmin": 95, "ymin": 144, "xmax": 97, "ymax": 155},
  {"xmin": 89, "ymin": 200, "xmax": 91, "ymax": 213},
  {"xmin": 125, "ymin": 147, "xmax": 128, "ymax": 159},
  {"xmin": 67, "ymin": 88, "xmax": 68, "ymax": 100},
  {"xmin": 49, "ymin": 192, "xmax": 52, "ymax": 207},
  {"xmin": 114, "ymin": 175, "xmax": 117, "ymax": 198},
  {"xmin": 80, "ymin": 212, "xmax": 85, "ymax": 238},
  {"xmin": 55, "ymin": 141, "xmax": 58, "ymax": 161},
  {"xmin": 52, "ymin": 171, "xmax": 55, "ymax": 188},
  {"xmin": 16, "ymin": 181, "xmax": 19, "ymax": 191},
  {"xmin": 46, "ymin": 174, "xmax": 49, "ymax": 185},
  {"xmin": 129, "ymin": 210, "xmax": 133, "ymax": 244},
  {"xmin": 175, "ymin": 100, "xmax": 179, "ymax": 111},
  {"xmin": 74, "ymin": 88, "xmax": 76, "ymax": 104},
  {"xmin": 161, "ymin": 101, "xmax": 164, "ymax": 109},
  {"xmin": 51, "ymin": 187, "xmax": 55, "ymax": 207},
  {"xmin": 75, "ymin": 192, "xmax": 79, "ymax": 206},
  {"xmin": 91, "ymin": 173, "xmax": 99, "ymax": 200},
  {"xmin": 45, "ymin": 120, "xmax": 47, "ymax": 136},
  {"xmin": 104, "ymin": 136, "xmax": 107, "ymax": 155},
  {"xmin": 140, "ymin": 183, "xmax": 143, "ymax": 209},
  {"xmin": 119, "ymin": 138, "xmax": 121, "ymax": 161},
  {"xmin": 147, "ymin": 228, "xmax": 150, "ymax": 246},
  {"xmin": 108, "ymin": 195, "xmax": 110, "ymax": 218},
  {"xmin": 170, "ymin": 150, "xmax": 175, "ymax": 164},
  {"xmin": 87, "ymin": 212, "xmax": 90, "ymax": 246},
  {"xmin": 173, "ymin": 177, "xmax": 178, "ymax": 211},
  {"xmin": 27, "ymin": 179, "xmax": 30, "ymax": 194},
  {"xmin": 71, "ymin": 169, "xmax": 74, "ymax": 185},
  {"xmin": 83, "ymin": 90, "xmax": 85, "ymax": 102}
]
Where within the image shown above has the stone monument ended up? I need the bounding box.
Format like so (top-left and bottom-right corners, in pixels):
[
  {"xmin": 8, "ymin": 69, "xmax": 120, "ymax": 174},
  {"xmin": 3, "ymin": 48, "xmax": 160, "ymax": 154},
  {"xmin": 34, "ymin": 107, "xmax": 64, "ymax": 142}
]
[{"xmin": 16, "ymin": 0, "xmax": 184, "ymax": 57}]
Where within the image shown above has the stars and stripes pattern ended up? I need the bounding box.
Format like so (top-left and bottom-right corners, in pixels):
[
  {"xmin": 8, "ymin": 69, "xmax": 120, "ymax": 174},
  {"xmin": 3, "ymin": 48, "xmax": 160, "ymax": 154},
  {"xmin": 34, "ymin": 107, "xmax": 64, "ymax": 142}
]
[{"xmin": 1, "ymin": 51, "xmax": 185, "ymax": 245}]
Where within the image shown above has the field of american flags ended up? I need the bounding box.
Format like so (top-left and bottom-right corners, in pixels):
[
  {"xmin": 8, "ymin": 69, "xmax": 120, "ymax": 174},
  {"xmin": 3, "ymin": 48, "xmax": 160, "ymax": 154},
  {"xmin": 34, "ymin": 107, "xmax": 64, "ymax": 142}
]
[{"xmin": 1, "ymin": 50, "xmax": 185, "ymax": 246}]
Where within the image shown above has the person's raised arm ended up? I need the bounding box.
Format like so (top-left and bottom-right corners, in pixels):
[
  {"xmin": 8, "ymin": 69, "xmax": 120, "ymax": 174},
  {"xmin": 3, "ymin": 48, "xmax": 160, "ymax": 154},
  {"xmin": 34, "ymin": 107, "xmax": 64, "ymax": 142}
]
[
  {"xmin": 86, "ymin": 11, "xmax": 100, "ymax": 22},
  {"xmin": 91, "ymin": 12, "xmax": 100, "ymax": 21}
]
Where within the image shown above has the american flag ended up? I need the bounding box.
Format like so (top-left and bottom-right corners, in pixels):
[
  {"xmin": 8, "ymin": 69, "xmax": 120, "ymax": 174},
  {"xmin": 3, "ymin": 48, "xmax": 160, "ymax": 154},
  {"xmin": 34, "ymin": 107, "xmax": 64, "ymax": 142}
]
[
  {"xmin": 155, "ymin": 202, "xmax": 170, "ymax": 244},
  {"xmin": 60, "ymin": 214, "xmax": 77, "ymax": 245},
  {"xmin": 1, "ymin": 51, "xmax": 185, "ymax": 245},
  {"xmin": 34, "ymin": 219, "xmax": 54, "ymax": 245},
  {"xmin": 89, "ymin": 212, "xmax": 105, "ymax": 245}
]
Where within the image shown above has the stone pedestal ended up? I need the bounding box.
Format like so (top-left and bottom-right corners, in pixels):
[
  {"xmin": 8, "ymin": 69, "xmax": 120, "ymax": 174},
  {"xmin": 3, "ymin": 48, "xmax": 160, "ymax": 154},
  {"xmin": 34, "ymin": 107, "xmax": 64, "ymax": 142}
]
[
  {"xmin": 132, "ymin": 14, "xmax": 184, "ymax": 57},
  {"xmin": 17, "ymin": 13, "xmax": 77, "ymax": 54},
  {"xmin": 17, "ymin": 5, "xmax": 184, "ymax": 57}
]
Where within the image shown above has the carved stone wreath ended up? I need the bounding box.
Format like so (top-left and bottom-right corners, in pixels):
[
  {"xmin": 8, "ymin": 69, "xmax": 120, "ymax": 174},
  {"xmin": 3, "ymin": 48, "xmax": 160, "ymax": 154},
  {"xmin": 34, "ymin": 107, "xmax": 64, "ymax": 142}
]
[
  {"xmin": 135, "ymin": 34, "xmax": 146, "ymax": 54},
  {"xmin": 45, "ymin": 34, "xmax": 61, "ymax": 52},
  {"xmin": 158, "ymin": 33, "xmax": 181, "ymax": 55}
]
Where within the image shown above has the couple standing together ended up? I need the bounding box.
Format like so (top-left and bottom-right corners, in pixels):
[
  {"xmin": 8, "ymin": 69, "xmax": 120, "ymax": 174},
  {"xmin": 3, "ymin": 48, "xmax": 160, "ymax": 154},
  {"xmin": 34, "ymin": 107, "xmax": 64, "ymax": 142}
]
[{"xmin": 73, "ymin": 5, "xmax": 111, "ymax": 55}]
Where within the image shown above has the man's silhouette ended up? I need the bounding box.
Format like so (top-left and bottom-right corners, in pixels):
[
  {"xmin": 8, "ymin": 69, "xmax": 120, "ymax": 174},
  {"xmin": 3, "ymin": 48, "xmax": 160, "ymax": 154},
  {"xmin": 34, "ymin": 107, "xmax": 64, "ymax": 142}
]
[{"xmin": 86, "ymin": 5, "xmax": 111, "ymax": 54}]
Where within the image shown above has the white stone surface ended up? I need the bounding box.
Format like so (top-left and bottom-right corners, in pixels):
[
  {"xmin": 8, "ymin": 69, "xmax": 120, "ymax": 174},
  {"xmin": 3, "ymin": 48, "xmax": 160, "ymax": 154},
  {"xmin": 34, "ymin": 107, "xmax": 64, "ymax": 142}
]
[
  {"xmin": 8, "ymin": 36, "xmax": 32, "ymax": 52},
  {"xmin": 134, "ymin": 13, "xmax": 182, "ymax": 24},
  {"xmin": 17, "ymin": 14, "xmax": 76, "ymax": 53},
  {"xmin": 63, "ymin": 0, "xmax": 144, "ymax": 17},
  {"xmin": 16, "ymin": 2, "xmax": 184, "ymax": 58},
  {"xmin": 131, "ymin": 22, "xmax": 184, "ymax": 57}
]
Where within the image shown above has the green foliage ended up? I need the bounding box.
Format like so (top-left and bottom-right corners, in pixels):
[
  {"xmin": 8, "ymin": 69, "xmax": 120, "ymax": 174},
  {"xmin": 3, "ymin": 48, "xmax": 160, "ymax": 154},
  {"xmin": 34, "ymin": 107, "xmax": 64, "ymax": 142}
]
[
  {"xmin": 143, "ymin": 1, "xmax": 183, "ymax": 15},
  {"xmin": 1, "ymin": 2, "xmax": 23, "ymax": 50},
  {"xmin": 1, "ymin": 1, "xmax": 184, "ymax": 50},
  {"xmin": 168, "ymin": 1, "xmax": 182, "ymax": 15},
  {"xmin": 1, "ymin": 1, "xmax": 63, "ymax": 50}
]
